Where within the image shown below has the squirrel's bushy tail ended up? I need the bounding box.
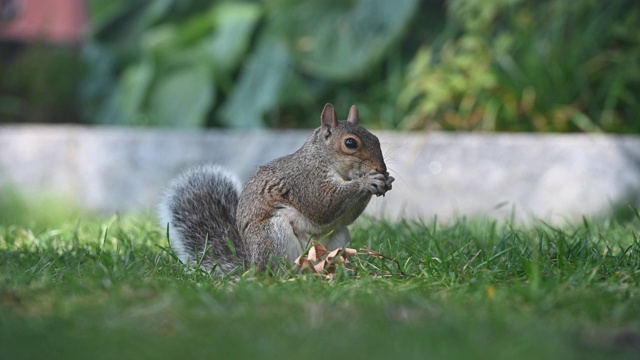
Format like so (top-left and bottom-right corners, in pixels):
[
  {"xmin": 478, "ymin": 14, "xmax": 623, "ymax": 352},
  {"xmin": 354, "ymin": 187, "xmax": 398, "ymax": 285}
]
[{"xmin": 159, "ymin": 165, "xmax": 245, "ymax": 273}]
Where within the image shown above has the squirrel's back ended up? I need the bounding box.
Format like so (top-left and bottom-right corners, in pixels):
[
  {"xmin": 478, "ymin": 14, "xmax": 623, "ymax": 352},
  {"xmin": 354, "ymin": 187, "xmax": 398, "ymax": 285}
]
[{"xmin": 158, "ymin": 164, "xmax": 245, "ymax": 273}]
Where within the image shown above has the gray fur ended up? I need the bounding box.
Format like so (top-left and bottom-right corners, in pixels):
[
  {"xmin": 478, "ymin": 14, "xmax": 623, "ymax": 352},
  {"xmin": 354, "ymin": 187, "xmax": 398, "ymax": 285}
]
[
  {"xmin": 159, "ymin": 104, "xmax": 394, "ymax": 274},
  {"xmin": 158, "ymin": 164, "xmax": 244, "ymax": 274}
]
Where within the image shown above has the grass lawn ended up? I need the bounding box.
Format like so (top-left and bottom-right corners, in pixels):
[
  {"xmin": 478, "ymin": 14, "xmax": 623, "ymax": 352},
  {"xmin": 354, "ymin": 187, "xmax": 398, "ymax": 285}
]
[{"xmin": 1, "ymin": 213, "xmax": 639, "ymax": 360}]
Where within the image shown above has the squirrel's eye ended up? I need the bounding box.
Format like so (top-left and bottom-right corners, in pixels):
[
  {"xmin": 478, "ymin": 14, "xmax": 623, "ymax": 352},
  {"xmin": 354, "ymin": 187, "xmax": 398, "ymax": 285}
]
[{"xmin": 344, "ymin": 137, "xmax": 358, "ymax": 149}]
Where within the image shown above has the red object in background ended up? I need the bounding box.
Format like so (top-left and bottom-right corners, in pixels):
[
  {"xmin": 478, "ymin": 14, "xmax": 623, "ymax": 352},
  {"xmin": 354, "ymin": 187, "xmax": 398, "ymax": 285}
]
[{"xmin": 0, "ymin": 0, "xmax": 88, "ymax": 44}]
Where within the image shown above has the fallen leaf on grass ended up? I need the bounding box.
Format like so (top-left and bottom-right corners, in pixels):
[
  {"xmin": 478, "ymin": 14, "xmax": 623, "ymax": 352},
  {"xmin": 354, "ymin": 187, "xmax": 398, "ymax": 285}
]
[
  {"xmin": 295, "ymin": 242, "xmax": 357, "ymax": 279},
  {"xmin": 295, "ymin": 242, "xmax": 406, "ymax": 278},
  {"xmin": 361, "ymin": 247, "xmax": 387, "ymax": 259}
]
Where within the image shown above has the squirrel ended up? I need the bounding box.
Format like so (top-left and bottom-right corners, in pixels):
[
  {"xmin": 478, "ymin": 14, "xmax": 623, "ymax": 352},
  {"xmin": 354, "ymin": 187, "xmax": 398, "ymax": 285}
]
[{"xmin": 158, "ymin": 103, "xmax": 394, "ymax": 274}]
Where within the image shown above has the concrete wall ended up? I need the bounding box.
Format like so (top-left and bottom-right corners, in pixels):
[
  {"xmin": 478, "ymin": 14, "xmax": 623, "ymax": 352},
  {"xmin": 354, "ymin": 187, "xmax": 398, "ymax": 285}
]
[{"xmin": 1, "ymin": 125, "xmax": 639, "ymax": 223}]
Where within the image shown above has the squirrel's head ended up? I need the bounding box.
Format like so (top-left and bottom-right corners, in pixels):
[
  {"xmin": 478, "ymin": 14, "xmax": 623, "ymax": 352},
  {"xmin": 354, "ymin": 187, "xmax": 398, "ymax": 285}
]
[{"xmin": 318, "ymin": 103, "xmax": 387, "ymax": 180}]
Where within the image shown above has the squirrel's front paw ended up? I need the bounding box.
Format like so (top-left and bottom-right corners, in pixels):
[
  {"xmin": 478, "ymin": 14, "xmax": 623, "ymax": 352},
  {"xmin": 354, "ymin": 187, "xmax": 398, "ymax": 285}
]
[
  {"xmin": 363, "ymin": 170, "xmax": 392, "ymax": 197},
  {"xmin": 383, "ymin": 172, "xmax": 395, "ymax": 195}
]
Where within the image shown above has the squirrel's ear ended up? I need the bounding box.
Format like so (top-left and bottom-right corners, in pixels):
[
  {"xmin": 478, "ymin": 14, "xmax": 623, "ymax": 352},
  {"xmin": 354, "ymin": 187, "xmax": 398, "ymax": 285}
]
[
  {"xmin": 321, "ymin": 103, "xmax": 338, "ymax": 139},
  {"xmin": 347, "ymin": 105, "xmax": 359, "ymax": 125}
]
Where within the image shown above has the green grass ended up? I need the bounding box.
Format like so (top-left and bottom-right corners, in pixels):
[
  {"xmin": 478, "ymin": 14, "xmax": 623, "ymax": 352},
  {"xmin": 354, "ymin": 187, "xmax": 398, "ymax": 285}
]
[{"xmin": 1, "ymin": 214, "xmax": 640, "ymax": 360}]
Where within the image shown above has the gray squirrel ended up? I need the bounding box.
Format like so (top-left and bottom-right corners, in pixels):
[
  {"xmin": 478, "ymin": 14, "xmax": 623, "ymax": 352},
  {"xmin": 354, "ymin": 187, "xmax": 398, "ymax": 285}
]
[{"xmin": 159, "ymin": 103, "xmax": 394, "ymax": 274}]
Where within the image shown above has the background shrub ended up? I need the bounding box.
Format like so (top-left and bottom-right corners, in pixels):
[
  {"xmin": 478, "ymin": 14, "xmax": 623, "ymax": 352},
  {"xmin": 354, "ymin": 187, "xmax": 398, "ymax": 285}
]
[
  {"xmin": 401, "ymin": 0, "xmax": 640, "ymax": 132},
  {"xmin": 1, "ymin": 0, "xmax": 638, "ymax": 132}
]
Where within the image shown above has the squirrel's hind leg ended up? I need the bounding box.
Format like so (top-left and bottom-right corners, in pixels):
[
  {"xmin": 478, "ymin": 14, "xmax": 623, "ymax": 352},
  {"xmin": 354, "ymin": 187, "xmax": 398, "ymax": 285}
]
[
  {"xmin": 322, "ymin": 227, "xmax": 352, "ymax": 250},
  {"xmin": 270, "ymin": 215, "xmax": 305, "ymax": 265},
  {"xmin": 244, "ymin": 215, "xmax": 305, "ymax": 271}
]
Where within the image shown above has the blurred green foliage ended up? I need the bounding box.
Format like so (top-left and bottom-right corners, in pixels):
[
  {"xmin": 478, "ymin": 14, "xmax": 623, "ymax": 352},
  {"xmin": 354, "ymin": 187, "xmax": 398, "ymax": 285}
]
[
  {"xmin": 0, "ymin": 44, "xmax": 85, "ymax": 123},
  {"xmin": 401, "ymin": 0, "xmax": 640, "ymax": 132},
  {"xmin": 81, "ymin": 0, "xmax": 420, "ymax": 128},
  {"xmin": 0, "ymin": 186, "xmax": 82, "ymax": 229},
  {"xmin": 1, "ymin": 0, "xmax": 639, "ymax": 131}
]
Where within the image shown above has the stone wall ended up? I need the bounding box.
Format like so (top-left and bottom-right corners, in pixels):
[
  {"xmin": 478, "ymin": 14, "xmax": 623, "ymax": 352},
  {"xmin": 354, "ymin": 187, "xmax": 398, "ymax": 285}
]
[{"xmin": 1, "ymin": 125, "xmax": 639, "ymax": 223}]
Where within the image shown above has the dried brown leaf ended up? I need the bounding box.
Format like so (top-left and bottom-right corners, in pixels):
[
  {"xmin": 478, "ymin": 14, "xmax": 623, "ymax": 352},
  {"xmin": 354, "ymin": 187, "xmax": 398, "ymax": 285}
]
[
  {"xmin": 308, "ymin": 242, "xmax": 328, "ymax": 261},
  {"xmin": 362, "ymin": 247, "xmax": 388, "ymax": 259},
  {"xmin": 344, "ymin": 248, "xmax": 358, "ymax": 257},
  {"xmin": 295, "ymin": 242, "xmax": 358, "ymax": 276},
  {"xmin": 294, "ymin": 255, "xmax": 318, "ymax": 273},
  {"xmin": 314, "ymin": 259, "xmax": 327, "ymax": 273},
  {"xmin": 326, "ymin": 248, "xmax": 341, "ymax": 262}
]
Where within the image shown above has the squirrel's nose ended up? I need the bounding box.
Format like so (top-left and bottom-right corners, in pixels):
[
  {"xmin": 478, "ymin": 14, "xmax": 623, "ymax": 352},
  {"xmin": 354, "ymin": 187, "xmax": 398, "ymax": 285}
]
[{"xmin": 374, "ymin": 163, "xmax": 387, "ymax": 174}]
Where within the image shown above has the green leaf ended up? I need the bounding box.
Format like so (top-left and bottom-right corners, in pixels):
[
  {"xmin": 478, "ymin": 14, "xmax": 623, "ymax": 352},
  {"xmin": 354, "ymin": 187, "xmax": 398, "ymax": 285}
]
[
  {"xmin": 90, "ymin": 1, "xmax": 175, "ymax": 42},
  {"xmin": 220, "ymin": 38, "xmax": 291, "ymax": 128},
  {"xmin": 269, "ymin": 0, "xmax": 418, "ymax": 80},
  {"xmin": 204, "ymin": 2, "xmax": 263, "ymax": 74},
  {"xmin": 119, "ymin": 59, "xmax": 154, "ymax": 123},
  {"xmin": 149, "ymin": 63, "xmax": 214, "ymax": 127}
]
